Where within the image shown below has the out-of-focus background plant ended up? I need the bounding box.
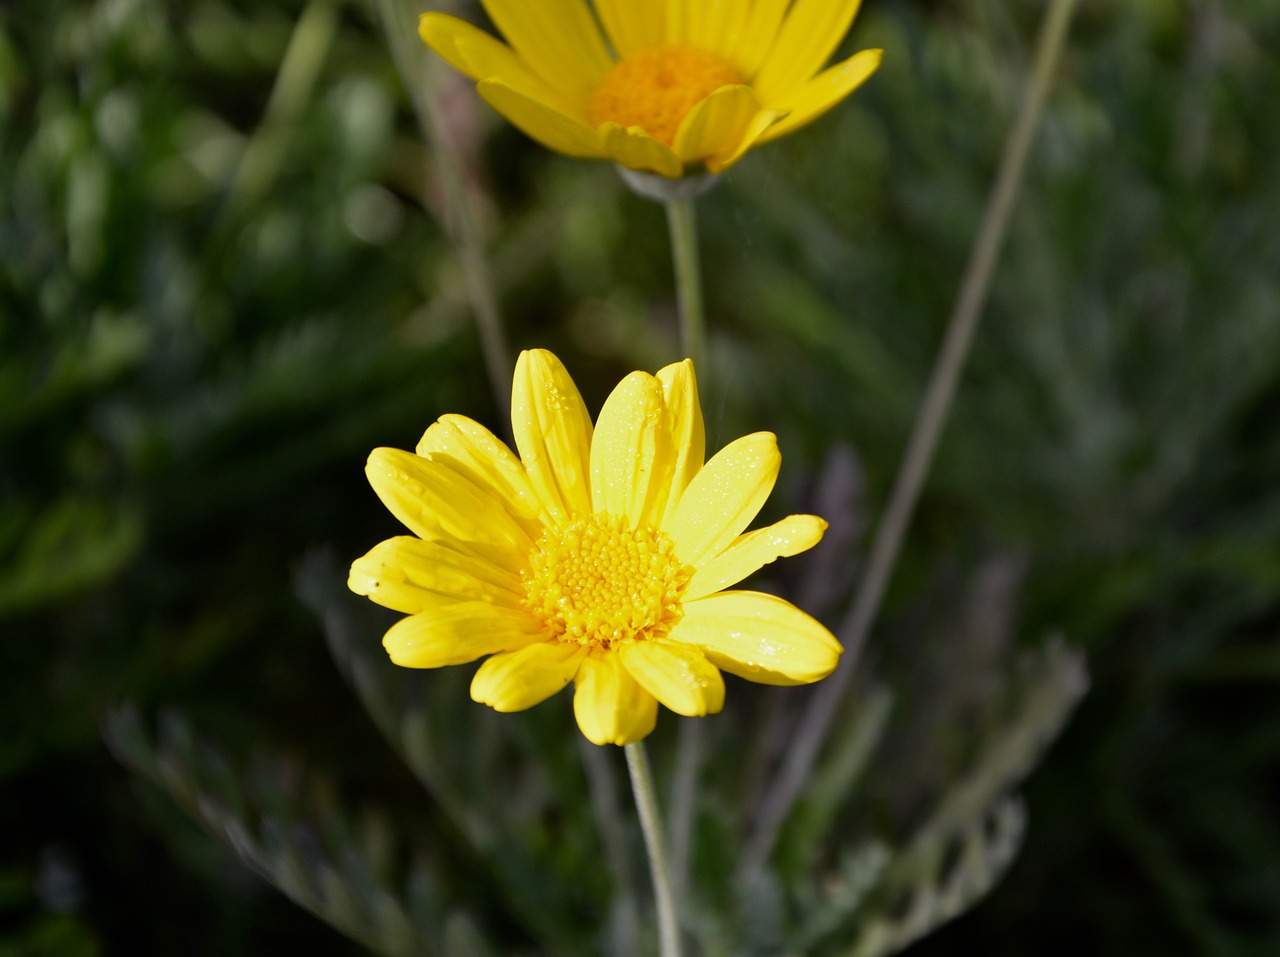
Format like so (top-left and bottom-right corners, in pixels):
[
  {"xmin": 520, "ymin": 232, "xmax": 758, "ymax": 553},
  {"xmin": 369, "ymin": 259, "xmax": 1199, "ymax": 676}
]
[{"xmin": 3, "ymin": 0, "xmax": 1279, "ymax": 954}]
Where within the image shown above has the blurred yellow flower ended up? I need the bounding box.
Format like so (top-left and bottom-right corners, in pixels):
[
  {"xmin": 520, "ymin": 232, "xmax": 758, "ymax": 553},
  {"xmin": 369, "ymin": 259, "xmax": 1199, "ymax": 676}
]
[
  {"xmin": 350, "ymin": 350, "xmax": 841, "ymax": 745},
  {"xmin": 420, "ymin": 1, "xmax": 881, "ymax": 178}
]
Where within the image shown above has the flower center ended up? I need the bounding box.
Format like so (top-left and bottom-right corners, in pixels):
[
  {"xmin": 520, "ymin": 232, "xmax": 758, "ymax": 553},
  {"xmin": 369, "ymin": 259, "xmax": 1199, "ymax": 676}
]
[
  {"xmin": 522, "ymin": 514, "xmax": 692, "ymax": 649},
  {"xmin": 587, "ymin": 45, "xmax": 743, "ymax": 147}
]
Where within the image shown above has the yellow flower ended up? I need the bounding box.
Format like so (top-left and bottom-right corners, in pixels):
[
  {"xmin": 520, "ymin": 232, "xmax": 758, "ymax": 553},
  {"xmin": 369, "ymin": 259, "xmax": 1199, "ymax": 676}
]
[
  {"xmin": 349, "ymin": 350, "xmax": 841, "ymax": 745},
  {"xmin": 419, "ymin": 1, "xmax": 882, "ymax": 178}
]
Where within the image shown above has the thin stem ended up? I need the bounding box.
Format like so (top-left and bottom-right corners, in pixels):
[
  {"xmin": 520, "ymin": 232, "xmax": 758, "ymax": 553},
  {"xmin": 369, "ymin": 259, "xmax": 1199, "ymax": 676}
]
[
  {"xmin": 371, "ymin": 0, "xmax": 512, "ymax": 415},
  {"xmin": 665, "ymin": 197, "xmax": 707, "ymax": 371},
  {"xmin": 739, "ymin": 0, "xmax": 1080, "ymax": 881},
  {"xmin": 662, "ymin": 193, "xmax": 709, "ymax": 909},
  {"xmin": 625, "ymin": 742, "xmax": 683, "ymax": 957}
]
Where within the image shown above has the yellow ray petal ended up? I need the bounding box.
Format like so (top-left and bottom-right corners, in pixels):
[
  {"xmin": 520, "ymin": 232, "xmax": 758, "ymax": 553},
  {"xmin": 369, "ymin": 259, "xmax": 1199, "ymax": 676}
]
[
  {"xmin": 418, "ymin": 13, "xmax": 493, "ymax": 80},
  {"xmin": 573, "ymin": 651, "xmax": 659, "ymax": 745},
  {"xmin": 594, "ymin": 0, "xmax": 665, "ymax": 56},
  {"xmin": 471, "ymin": 642, "xmax": 587, "ymax": 711},
  {"xmin": 708, "ymin": 108, "xmax": 785, "ymax": 171},
  {"xmin": 456, "ymin": 38, "xmax": 584, "ymax": 119},
  {"xmin": 417, "ymin": 414, "xmax": 545, "ymax": 534},
  {"xmin": 382, "ymin": 598, "xmax": 544, "ymax": 668},
  {"xmin": 349, "ymin": 536, "xmax": 525, "ymax": 614},
  {"xmin": 672, "ymin": 83, "xmax": 771, "ymax": 170},
  {"xmin": 419, "ymin": 11, "xmax": 567, "ymax": 115},
  {"xmin": 477, "ymin": 79, "xmax": 607, "ymax": 158},
  {"xmin": 511, "ymin": 349, "xmax": 595, "ymax": 524},
  {"xmin": 663, "ymin": 431, "xmax": 781, "ymax": 568},
  {"xmin": 684, "ymin": 0, "xmax": 752, "ymax": 64},
  {"xmin": 672, "ymin": 590, "xmax": 842, "ymax": 685},
  {"xmin": 662, "ymin": 0, "xmax": 690, "ymax": 44},
  {"xmin": 590, "ymin": 371, "xmax": 675, "ymax": 527},
  {"xmin": 365, "ymin": 447, "xmax": 532, "ymax": 561},
  {"xmin": 731, "ymin": 0, "xmax": 790, "ymax": 78},
  {"xmin": 654, "ymin": 359, "xmax": 705, "ymax": 525},
  {"xmin": 754, "ymin": 0, "xmax": 865, "ymax": 103},
  {"xmin": 598, "ymin": 122, "xmax": 684, "ymax": 178},
  {"xmin": 684, "ymin": 514, "xmax": 827, "ymax": 600},
  {"xmin": 479, "ymin": 0, "xmax": 613, "ymax": 102},
  {"xmin": 420, "ymin": 12, "xmax": 592, "ymax": 122},
  {"xmin": 756, "ymin": 47, "xmax": 882, "ymax": 143},
  {"xmin": 619, "ymin": 640, "xmax": 725, "ymax": 717}
]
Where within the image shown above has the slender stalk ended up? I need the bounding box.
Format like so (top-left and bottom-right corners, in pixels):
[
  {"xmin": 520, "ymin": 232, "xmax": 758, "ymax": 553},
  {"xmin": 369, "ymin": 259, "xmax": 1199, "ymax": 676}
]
[
  {"xmin": 625, "ymin": 742, "xmax": 683, "ymax": 957},
  {"xmin": 739, "ymin": 0, "xmax": 1080, "ymax": 881},
  {"xmin": 371, "ymin": 0, "xmax": 512, "ymax": 415},
  {"xmin": 661, "ymin": 192, "xmax": 710, "ymax": 908},
  {"xmin": 665, "ymin": 197, "xmax": 707, "ymax": 372}
]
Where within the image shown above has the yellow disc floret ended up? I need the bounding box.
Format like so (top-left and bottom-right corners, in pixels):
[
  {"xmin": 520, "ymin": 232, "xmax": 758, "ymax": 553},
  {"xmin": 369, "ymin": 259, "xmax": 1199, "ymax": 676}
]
[
  {"xmin": 587, "ymin": 46, "xmax": 743, "ymax": 146},
  {"xmin": 523, "ymin": 514, "xmax": 692, "ymax": 648}
]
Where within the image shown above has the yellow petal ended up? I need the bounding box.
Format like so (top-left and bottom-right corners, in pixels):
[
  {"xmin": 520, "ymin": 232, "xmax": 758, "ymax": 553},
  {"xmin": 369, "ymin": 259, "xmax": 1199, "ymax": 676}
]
[
  {"xmin": 619, "ymin": 640, "xmax": 725, "ymax": 717},
  {"xmin": 477, "ymin": 79, "xmax": 607, "ymax": 158},
  {"xmin": 471, "ymin": 642, "xmax": 587, "ymax": 711},
  {"xmin": 382, "ymin": 598, "xmax": 544, "ymax": 668},
  {"xmin": 756, "ymin": 48, "xmax": 882, "ymax": 143},
  {"xmin": 595, "ymin": 0, "xmax": 665, "ymax": 56},
  {"xmin": 671, "ymin": 590, "xmax": 842, "ymax": 686},
  {"xmin": 662, "ymin": 0, "xmax": 690, "ymax": 44},
  {"xmin": 419, "ymin": 12, "xmax": 571, "ymax": 115},
  {"xmin": 510, "ymin": 349, "xmax": 595, "ymax": 524},
  {"xmin": 598, "ymin": 122, "xmax": 684, "ymax": 178},
  {"xmin": 478, "ymin": 0, "xmax": 612, "ymax": 102},
  {"xmin": 349, "ymin": 536, "xmax": 525, "ymax": 614},
  {"xmin": 573, "ymin": 651, "xmax": 659, "ymax": 745},
  {"xmin": 707, "ymin": 108, "xmax": 784, "ymax": 171},
  {"xmin": 672, "ymin": 83, "xmax": 773, "ymax": 170},
  {"xmin": 683, "ymin": 0, "xmax": 752, "ymax": 65},
  {"xmin": 417, "ymin": 414, "xmax": 545, "ymax": 534},
  {"xmin": 663, "ymin": 432, "xmax": 780, "ymax": 568},
  {"xmin": 590, "ymin": 371, "xmax": 674, "ymax": 527},
  {"xmin": 419, "ymin": 13, "xmax": 492, "ymax": 80},
  {"xmin": 685, "ymin": 514, "xmax": 827, "ymax": 600},
  {"xmin": 730, "ymin": 0, "xmax": 790, "ymax": 78},
  {"xmin": 654, "ymin": 359, "xmax": 705, "ymax": 525},
  {"xmin": 365, "ymin": 447, "xmax": 532, "ymax": 562},
  {"xmin": 754, "ymin": 0, "xmax": 865, "ymax": 103}
]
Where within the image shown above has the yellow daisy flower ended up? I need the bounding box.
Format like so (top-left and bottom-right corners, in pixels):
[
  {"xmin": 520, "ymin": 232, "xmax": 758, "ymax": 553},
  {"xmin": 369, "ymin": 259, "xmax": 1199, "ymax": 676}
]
[
  {"xmin": 349, "ymin": 350, "xmax": 841, "ymax": 745},
  {"xmin": 419, "ymin": 1, "xmax": 882, "ymax": 178}
]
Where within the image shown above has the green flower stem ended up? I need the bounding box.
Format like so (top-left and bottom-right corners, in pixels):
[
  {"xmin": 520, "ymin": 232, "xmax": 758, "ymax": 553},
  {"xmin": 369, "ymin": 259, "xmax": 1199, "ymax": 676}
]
[
  {"xmin": 665, "ymin": 196, "xmax": 707, "ymax": 373},
  {"xmin": 739, "ymin": 0, "xmax": 1081, "ymax": 881},
  {"xmin": 372, "ymin": 0, "xmax": 512, "ymax": 415},
  {"xmin": 625, "ymin": 741, "xmax": 683, "ymax": 957},
  {"xmin": 662, "ymin": 192, "xmax": 709, "ymax": 908}
]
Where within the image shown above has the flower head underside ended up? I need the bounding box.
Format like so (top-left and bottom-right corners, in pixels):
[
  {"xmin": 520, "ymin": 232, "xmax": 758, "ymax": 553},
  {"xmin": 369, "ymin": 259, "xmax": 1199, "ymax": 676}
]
[{"xmin": 349, "ymin": 350, "xmax": 841, "ymax": 745}]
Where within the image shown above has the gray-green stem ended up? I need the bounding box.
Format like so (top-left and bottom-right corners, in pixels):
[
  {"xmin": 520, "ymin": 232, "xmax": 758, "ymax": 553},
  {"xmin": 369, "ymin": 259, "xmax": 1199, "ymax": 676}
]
[
  {"xmin": 663, "ymin": 192, "xmax": 708, "ymax": 909},
  {"xmin": 665, "ymin": 197, "xmax": 707, "ymax": 372},
  {"xmin": 739, "ymin": 0, "xmax": 1081, "ymax": 881},
  {"xmin": 626, "ymin": 741, "xmax": 683, "ymax": 957},
  {"xmin": 371, "ymin": 0, "xmax": 512, "ymax": 415}
]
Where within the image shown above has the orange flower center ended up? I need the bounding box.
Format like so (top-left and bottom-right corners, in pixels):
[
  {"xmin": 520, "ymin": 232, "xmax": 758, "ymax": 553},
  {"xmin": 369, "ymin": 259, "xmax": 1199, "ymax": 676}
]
[
  {"xmin": 522, "ymin": 514, "xmax": 691, "ymax": 649},
  {"xmin": 587, "ymin": 46, "xmax": 742, "ymax": 147}
]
